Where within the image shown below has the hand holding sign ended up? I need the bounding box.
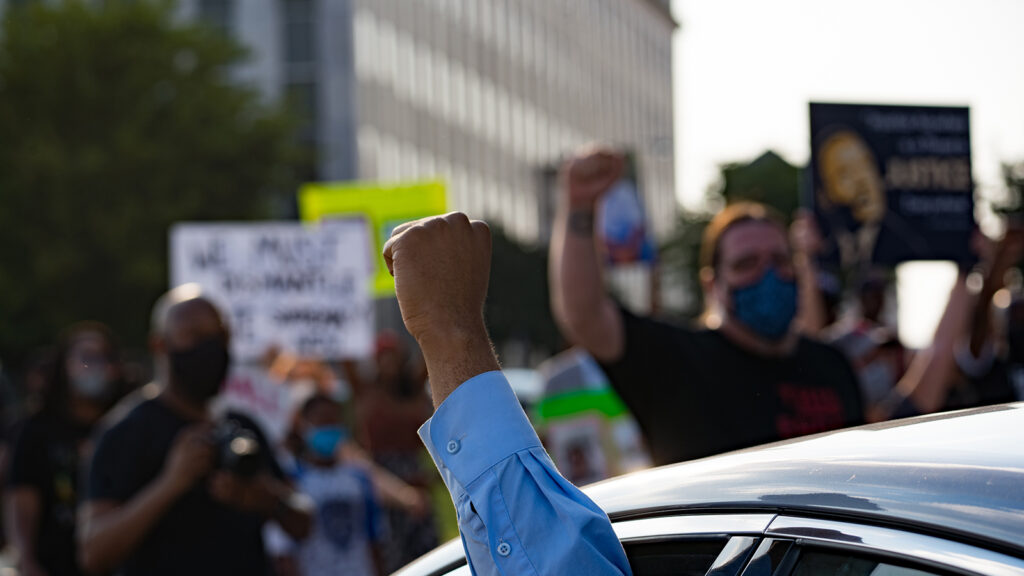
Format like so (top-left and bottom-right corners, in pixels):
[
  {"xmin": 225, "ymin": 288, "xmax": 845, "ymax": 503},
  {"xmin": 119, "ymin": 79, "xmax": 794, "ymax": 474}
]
[{"xmin": 383, "ymin": 212, "xmax": 498, "ymax": 406}]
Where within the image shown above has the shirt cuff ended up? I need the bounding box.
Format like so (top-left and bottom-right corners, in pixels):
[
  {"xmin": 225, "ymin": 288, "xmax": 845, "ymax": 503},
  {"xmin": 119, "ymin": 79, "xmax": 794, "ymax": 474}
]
[{"xmin": 418, "ymin": 371, "xmax": 542, "ymax": 488}]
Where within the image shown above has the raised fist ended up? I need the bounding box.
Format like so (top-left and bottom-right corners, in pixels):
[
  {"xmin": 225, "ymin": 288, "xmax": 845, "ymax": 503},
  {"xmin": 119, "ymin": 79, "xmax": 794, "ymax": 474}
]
[
  {"xmin": 561, "ymin": 145, "xmax": 626, "ymax": 209},
  {"xmin": 162, "ymin": 423, "xmax": 215, "ymax": 495},
  {"xmin": 383, "ymin": 213, "xmax": 492, "ymax": 347}
]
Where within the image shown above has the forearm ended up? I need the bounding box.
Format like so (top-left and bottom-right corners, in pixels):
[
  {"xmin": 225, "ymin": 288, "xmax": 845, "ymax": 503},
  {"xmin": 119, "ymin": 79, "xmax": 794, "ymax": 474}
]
[
  {"xmin": 549, "ymin": 200, "xmax": 623, "ymax": 361},
  {"xmin": 268, "ymin": 484, "xmax": 313, "ymax": 542},
  {"xmin": 5, "ymin": 489, "xmax": 40, "ymax": 565},
  {"xmin": 78, "ymin": 476, "xmax": 183, "ymax": 574},
  {"xmin": 418, "ymin": 325, "xmax": 501, "ymax": 408},
  {"xmin": 897, "ymin": 274, "xmax": 971, "ymax": 414},
  {"xmin": 419, "ymin": 372, "xmax": 631, "ymax": 575},
  {"xmin": 967, "ymin": 271, "xmax": 999, "ymax": 357},
  {"xmin": 794, "ymin": 254, "xmax": 827, "ymax": 335},
  {"xmin": 342, "ymin": 443, "xmax": 424, "ymax": 512}
]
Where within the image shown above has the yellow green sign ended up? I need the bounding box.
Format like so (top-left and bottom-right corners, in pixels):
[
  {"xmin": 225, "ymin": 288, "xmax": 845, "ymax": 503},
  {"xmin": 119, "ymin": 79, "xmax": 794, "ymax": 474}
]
[{"xmin": 299, "ymin": 180, "xmax": 448, "ymax": 297}]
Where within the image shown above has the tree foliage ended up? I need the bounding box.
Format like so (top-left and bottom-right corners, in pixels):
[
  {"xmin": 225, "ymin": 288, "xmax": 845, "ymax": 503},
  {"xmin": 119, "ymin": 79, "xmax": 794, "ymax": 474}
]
[
  {"xmin": 0, "ymin": 0, "xmax": 299, "ymax": 370},
  {"xmin": 995, "ymin": 160, "xmax": 1024, "ymax": 216},
  {"xmin": 486, "ymin": 227, "xmax": 563, "ymax": 363}
]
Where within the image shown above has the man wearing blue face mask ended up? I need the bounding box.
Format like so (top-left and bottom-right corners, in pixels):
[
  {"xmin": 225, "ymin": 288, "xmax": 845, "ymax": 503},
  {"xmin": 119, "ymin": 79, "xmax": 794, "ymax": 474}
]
[{"xmin": 551, "ymin": 146, "xmax": 864, "ymax": 466}]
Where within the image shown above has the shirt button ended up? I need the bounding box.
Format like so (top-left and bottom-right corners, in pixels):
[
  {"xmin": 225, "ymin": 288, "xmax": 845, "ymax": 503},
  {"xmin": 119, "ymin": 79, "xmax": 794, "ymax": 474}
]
[
  {"xmin": 497, "ymin": 542, "xmax": 512, "ymax": 557},
  {"xmin": 446, "ymin": 439, "xmax": 461, "ymax": 454}
]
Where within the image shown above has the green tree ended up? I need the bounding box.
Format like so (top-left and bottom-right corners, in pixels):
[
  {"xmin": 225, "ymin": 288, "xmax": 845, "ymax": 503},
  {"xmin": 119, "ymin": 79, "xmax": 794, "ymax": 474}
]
[
  {"xmin": 0, "ymin": 0, "xmax": 299, "ymax": 371},
  {"xmin": 486, "ymin": 226, "xmax": 563, "ymax": 362},
  {"xmin": 717, "ymin": 150, "xmax": 801, "ymax": 215},
  {"xmin": 995, "ymin": 160, "xmax": 1024, "ymax": 216},
  {"xmin": 659, "ymin": 150, "xmax": 801, "ymax": 318}
]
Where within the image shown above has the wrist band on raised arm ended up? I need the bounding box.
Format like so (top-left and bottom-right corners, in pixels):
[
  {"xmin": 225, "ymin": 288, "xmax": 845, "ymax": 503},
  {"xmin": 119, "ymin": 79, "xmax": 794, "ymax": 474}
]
[{"xmin": 568, "ymin": 209, "xmax": 595, "ymax": 236}]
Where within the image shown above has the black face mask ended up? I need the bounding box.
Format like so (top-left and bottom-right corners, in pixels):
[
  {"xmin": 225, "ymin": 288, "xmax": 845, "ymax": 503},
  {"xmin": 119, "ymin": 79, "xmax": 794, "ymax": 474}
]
[{"xmin": 169, "ymin": 337, "xmax": 231, "ymax": 403}]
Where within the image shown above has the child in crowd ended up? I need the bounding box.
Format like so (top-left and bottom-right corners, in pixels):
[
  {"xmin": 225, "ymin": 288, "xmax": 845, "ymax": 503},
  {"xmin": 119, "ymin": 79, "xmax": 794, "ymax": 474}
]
[{"xmin": 274, "ymin": 393, "xmax": 385, "ymax": 576}]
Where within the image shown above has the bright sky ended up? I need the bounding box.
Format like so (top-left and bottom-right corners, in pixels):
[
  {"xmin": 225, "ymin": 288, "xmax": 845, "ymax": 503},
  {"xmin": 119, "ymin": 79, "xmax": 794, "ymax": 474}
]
[{"xmin": 671, "ymin": 0, "xmax": 1024, "ymax": 347}]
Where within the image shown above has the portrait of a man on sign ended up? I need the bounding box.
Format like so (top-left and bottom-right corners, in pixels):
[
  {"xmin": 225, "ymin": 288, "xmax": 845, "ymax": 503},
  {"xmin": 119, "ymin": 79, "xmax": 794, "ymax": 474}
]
[{"xmin": 809, "ymin": 103, "xmax": 975, "ymax": 277}]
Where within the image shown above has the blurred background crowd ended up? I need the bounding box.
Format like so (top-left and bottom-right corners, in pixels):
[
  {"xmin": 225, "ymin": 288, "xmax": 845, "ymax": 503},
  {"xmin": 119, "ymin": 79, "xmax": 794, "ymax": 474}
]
[{"xmin": 1, "ymin": 0, "xmax": 1024, "ymax": 575}]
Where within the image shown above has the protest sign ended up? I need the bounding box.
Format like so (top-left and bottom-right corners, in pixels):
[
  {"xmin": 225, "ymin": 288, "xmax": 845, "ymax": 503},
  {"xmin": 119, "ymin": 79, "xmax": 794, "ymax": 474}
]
[
  {"xmin": 809, "ymin": 103, "xmax": 974, "ymax": 272},
  {"xmin": 298, "ymin": 180, "xmax": 448, "ymax": 297},
  {"xmin": 170, "ymin": 220, "xmax": 373, "ymax": 360},
  {"xmin": 598, "ymin": 154, "xmax": 657, "ymax": 265},
  {"xmin": 212, "ymin": 365, "xmax": 294, "ymax": 445},
  {"xmin": 534, "ymin": 349, "xmax": 651, "ymax": 485}
]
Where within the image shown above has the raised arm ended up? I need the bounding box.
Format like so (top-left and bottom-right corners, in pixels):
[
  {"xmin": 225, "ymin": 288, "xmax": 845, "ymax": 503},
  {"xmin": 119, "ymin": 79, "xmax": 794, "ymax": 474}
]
[
  {"xmin": 967, "ymin": 226, "xmax": 1023, "ymax": 358},
  {"xmin": 384, "ymin": 213, "xmax": 631, "ymax": 576},
  {"xmin": 880, "ymin": 227, "xmax": 1024, "ymax": 420},
  {"xmin": 549, "ymin": 147, "xmax": 627, "ymax": 362},
  {"xmin": 5, "ymin": 487, "xmax": 44, "ymax": 576},
  {"xmin": 790, "ymin": 210, "xmax": 829, "ymax": 336}
]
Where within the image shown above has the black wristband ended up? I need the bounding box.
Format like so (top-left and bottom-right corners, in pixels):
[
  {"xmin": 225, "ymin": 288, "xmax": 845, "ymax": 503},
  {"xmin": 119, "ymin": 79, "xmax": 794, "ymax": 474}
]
[{"xmin": 568, "ymin": 209, "xmax": 595, "ymax": 236}]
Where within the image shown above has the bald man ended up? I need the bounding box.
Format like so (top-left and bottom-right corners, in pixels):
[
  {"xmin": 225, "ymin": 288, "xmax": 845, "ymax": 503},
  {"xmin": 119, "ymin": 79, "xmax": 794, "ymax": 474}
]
[{"xmin": 78, "ymin": 286, "xmax": 312, "ymax": 576}]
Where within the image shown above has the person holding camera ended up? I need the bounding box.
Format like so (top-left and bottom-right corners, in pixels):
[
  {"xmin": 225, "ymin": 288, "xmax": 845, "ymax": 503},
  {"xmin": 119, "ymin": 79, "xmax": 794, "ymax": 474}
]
[{"xmin": 77, "ymin": 285, "xmax": 313, "ymax": 576}]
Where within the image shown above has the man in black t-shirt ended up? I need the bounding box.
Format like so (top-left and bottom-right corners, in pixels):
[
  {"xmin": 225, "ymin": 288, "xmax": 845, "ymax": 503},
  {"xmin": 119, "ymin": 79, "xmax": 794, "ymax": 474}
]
[
  {"xmin": 78, "ymin": 286, "xmax": 312, "ymax": 575},
  {"xmin": 550, "ymin": 147, "xmax": 864, "ymax": 466}
]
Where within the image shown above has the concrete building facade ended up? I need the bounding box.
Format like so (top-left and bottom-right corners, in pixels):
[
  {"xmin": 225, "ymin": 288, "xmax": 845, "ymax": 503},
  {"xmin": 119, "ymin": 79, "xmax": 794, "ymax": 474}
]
[{"xmin": 176, "ymin": 0, "xmax": 676, "ymax": 249}]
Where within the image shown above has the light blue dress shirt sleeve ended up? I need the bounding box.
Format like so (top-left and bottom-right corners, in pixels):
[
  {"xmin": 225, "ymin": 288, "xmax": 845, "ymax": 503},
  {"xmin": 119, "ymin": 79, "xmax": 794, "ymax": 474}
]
[{"xmin": 418, "ymin": 371, "xmax": 632, "ymax": 576}]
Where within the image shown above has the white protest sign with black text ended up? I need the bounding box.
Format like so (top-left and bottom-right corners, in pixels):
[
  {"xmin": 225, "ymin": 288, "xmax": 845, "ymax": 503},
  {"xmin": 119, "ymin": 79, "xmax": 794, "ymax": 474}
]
[{"xmin": 170, "ymin": 221, "xmax": 373, "ymax": 360}]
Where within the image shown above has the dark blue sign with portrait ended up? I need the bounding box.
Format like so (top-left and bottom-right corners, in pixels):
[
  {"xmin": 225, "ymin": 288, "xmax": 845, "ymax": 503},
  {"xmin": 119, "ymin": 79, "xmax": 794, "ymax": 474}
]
[{"xmin": 808, "ymin": 102, "xmax": 975, "ymax": 273}]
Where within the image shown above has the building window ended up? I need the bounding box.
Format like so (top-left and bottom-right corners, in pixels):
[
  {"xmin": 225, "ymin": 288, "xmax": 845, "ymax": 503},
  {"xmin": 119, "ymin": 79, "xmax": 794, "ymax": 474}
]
[
  {"xmin": 198, "ymin": 0, "xmax": 233, "ymax": 35},
  {"xmin": 353, "ymin": 9, "xmax": 376, "ymax": 80},
  {"xmin": 285, "ymin": 0, "xmax": 316, "ymax": 65},
  {"xmin": 285, "ymin": 81, "xmax": 317, "ymax": 144}
]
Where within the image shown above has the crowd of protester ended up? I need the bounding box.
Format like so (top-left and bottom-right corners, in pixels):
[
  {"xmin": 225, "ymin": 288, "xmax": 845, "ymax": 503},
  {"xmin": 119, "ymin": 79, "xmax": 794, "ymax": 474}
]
[
  {"xmin": 556, "ymin": 148, "xmax": 1024, "ymax": 467},
  {"xmin": 0, "ymin": 148, "xmax": 1022, "ymax": 575},
  {"xmin": 0, "ymin": 293, "xmax": 438, "ymax": 576}
]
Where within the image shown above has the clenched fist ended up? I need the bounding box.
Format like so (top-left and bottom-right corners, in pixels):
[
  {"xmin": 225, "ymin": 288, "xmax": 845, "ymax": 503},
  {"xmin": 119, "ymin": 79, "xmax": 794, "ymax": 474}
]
[
  {"xmin": 383, "ymin": 213, "xmax": 499, "ymax": 405},
  {"xmin": 561, "ymin": 145, "xmax": 626, "ymax": 209},
  {"xmin": 161, "ymin": 423, "xmax": 215, "ymax": 495}
]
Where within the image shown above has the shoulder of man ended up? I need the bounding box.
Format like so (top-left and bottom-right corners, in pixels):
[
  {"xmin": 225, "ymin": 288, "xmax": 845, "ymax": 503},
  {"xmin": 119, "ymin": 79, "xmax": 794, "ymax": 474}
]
[
  {"xmin": 93, "ymin": 394, "xmax": 164, "ymax": 450},
  {"xmin": 797, "ymin": 335, "xmax": 850, "ymax": 359},
  {"xmin": 796, "ymin": 337, "xmax": 860, "ymax": 383},
  {"xmin": 620, "ymin": 305, "xmax": 705, "ymax": 341}
]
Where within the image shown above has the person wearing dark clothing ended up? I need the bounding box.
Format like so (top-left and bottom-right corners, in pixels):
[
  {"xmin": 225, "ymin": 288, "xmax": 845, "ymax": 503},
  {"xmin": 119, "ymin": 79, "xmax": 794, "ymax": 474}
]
[
  {"xmin": 87, "ymin": 398, "xmax": 285, "ymax": 575},
  {"xmin": 5, "ymin": 322, "xmax": 123, "ymax": 576},
  {"xmin": 78, "ymin": 285, "xmax": 312, "ymax": 576},
  {"xmin": 551, "ymin": 148, "xmax": 865, "ymax": 466},
  {"xmin": 599, "ymin": 309, "xmax": 863, "ymax": 465}
]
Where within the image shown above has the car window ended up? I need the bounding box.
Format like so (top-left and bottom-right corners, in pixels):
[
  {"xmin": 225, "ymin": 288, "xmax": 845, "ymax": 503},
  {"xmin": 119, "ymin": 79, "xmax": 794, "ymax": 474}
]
[
  {"xmin": 791, "ymin": 549, "xmax": 941, "ymax": 576},
  {"xmin": 743, "ymin": 539, "xmax": 794, "ymax": 575},
  {"xmin": 623, "ymin": 538, "xmax": 728, "ymax": 576}
]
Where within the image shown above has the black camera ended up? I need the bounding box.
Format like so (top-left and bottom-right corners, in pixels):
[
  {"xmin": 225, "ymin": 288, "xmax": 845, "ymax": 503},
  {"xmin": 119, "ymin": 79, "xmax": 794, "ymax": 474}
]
[{"xmin": 212, "ymin": 419, "xmax": 263, "ymax": 479}]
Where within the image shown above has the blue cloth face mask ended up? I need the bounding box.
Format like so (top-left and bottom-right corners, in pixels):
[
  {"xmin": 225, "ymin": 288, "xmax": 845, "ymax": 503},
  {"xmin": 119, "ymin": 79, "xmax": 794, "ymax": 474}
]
[
  {"xmin": 305, "ymin": 426, "xmax": 349, "ymax": 459},
  {"xmin": 729, "ymin": 267, "xmax": 798, "ymax": 341}
]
